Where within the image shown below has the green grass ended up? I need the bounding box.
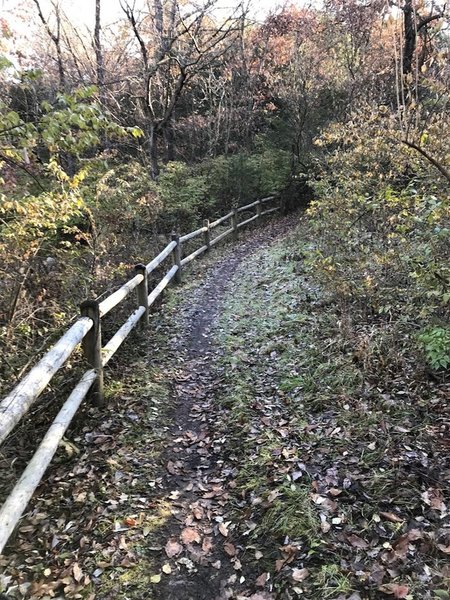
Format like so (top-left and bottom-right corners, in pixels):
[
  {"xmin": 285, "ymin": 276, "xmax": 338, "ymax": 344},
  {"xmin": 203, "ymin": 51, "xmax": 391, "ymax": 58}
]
[
  {"xmin": 261, "ymin": 485, "xmax": 320, "ymax": 544},
  {"xmin": 212, "ymin": 219, "xmax": 448, "ymax": 598},
  {"xmin": 313, "ymin": 563, "xmax": 354, "ymax": 598}
]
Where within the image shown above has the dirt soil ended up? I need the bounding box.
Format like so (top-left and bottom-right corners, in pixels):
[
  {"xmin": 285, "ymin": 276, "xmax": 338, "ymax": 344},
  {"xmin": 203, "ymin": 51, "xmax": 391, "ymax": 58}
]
[{"xmin": 152, "ymin": 216, "xmax": 295, "ymax": 600}]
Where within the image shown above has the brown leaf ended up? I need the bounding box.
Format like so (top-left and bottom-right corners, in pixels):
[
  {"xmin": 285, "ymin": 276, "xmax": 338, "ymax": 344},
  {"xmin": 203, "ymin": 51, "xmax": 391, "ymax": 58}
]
[
  {"xmin": 218, "ymin": 522, "xmax": 229, "ymax": 537},
  {"xmin": 202, "ymin": 536, "xmax": 214, "ymax": 554},
  {"xmin": 181, "ymin": 527, "xmax": 201, "ymax": 545},
  {"xmin": 378, "ymin": 583, "xmax": 409, "ymax": 598},
  {"xmin": 255, "ymin": 572, "xmax": 268, "ymax": 587},
  {"xmin": 279, "ymin": 544, "xmax": 298, "ymax": 558},
  {"xmin": 346, "ymin": 534, "xmax": 369, "ymax": 549},
  {"xmin": 166, "ymin": 461, "xmax": 178, "ymax": 475},
  {"xmin": 192, "ymin": 506, "xmax": 204, "ymax": 520},
  {"xmin": 73, "ymin": 563, "xmax": 83, "ymax": 583},
  {"xmin": 380, "ymin": 512, "xmax": 404, "ymax": 523},
  {"xmin": 311, "ymin": 494, "xmax": 337, "ymax": 512},
  {"xmin": 393, "ymin": 528, "xmax": 423, "ymax": 556},
  {"xmin": 275, "ymin": 559, "xmax": 286, "ymax": 572},
  {"xmin": 437, "ymin": 544, "xmax": 450, "ymax": 554},
  {"xmin": 224, "ymin": 542, "xmax": 237, "ymax": 556},
  {"xmin": 421, "ymin": 488, "xmax": 447, "ymax": 513},
  {"xmin": 292, "ymin": 568, "xmax": 309, "ymax": 582},
  {"xmin": 165, "ymin": 538, "xmax": 183, "ymax": 558}
]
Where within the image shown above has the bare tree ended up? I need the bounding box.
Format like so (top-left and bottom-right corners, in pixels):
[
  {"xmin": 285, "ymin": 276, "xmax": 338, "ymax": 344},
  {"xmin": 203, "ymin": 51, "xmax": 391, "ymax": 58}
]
[
  {"xmin": 120, "ymin": 0, "xmax": 244, "ymax": 179},
  {"xmin": 32, "ymin": 0, "xmax": 66, "ymax": 90},
  {"xmin": 94, "ymin": 0, "xmax": 106, "ymax": 104},
  {"xmin": 391, "ymin": 0, "xmax": 447, "ymax": 75}
]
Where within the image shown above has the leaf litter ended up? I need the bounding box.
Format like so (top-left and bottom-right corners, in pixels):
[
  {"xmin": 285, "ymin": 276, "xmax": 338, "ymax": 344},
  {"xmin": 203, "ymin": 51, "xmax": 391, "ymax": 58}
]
[{"xmin": 0, "ymin": 215, "xmax": 448, "ymax": 600}]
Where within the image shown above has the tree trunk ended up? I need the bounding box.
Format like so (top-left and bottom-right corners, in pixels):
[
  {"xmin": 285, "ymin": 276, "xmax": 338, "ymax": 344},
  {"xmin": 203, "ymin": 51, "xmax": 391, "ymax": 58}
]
[
  {"xmin": 148, "ymin": 124, "xmax": 159, "ymax": 180},
  {"xmin": 164, "ymin": 116, "xmax": 175, "ymax": 162},
  {"xmin": 402, "ymin": 0, "xmax": 416, "ymax": 75},
  {"xmin": 94, "ymin": 0, "xmax": 106, "ymax": 105}
]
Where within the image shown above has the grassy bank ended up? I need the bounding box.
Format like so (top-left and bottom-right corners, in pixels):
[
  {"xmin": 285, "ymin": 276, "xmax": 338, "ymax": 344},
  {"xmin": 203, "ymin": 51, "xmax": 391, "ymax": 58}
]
[{"xmin": 215, "ymin": 216, "xmax": 449, "ymax": 599}]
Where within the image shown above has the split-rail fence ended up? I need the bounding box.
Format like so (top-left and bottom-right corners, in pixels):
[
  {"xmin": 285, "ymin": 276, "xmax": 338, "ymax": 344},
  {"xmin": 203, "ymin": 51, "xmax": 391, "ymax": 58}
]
[{"xmin": 0, "ymin": 195, "xmax": 279, "ymax": 553}]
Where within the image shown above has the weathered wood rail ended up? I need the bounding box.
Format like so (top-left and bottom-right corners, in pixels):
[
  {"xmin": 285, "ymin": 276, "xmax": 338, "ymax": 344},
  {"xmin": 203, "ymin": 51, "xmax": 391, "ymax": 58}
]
[{"xmin": 0, "ymin": 194, "xmax": 279, "ymax": 553}]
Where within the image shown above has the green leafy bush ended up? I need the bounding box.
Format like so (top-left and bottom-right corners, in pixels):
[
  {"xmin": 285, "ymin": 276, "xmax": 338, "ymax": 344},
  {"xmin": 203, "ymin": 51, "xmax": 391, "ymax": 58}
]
[
  {"xmin": 157, "ymin": 161, "xmax": 208, "ymax": 232},
  {"xmin": 418, "ymin": 327, "xmax": 450, "ymax": 370},
  {"xmin": 305, "ymin": 105, "xmax": 449, "ymax": 384},
  {"xmin": 95, "ymin": 161, "xmax": 161, "ymax": 233},
  {"xmin": 154, "ymin": 148, "xmax": 292, "ymax": 233}
]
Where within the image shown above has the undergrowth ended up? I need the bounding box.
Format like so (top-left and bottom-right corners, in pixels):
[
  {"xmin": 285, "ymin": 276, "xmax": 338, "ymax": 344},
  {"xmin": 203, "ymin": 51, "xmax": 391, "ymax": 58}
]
[{"xmin": 216, "ymin": 216, "xmax": 449, "ymax": 599}]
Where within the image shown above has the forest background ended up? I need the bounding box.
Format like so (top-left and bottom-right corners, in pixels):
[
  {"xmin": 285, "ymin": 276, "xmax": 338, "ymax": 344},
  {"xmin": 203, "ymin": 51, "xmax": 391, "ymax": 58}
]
[{"xmin": 0, "ymin": 0, "xmax": 449, "ymax": 388}]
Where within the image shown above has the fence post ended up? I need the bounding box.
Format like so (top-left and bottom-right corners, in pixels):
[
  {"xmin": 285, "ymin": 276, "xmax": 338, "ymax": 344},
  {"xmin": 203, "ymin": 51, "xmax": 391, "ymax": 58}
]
[
  {"xmin": 256, "ymin": 200, "xmax": 262, "ymax": 219},
  {"xmin": 231, "ymin": 209, "xmax": 238, "ymax": 242},
  {"xmin": 203, "ymin": 219, "xmax": 211, "ymax": 252},
  {"xmin": 134, "ymin": 263, "xmax": 149, "ymax": 329},
  {"xmin": 171, "ymin": 233, "xmax": 182, "ymax": 284},
  {"xmin": 80, "ymin": 300, "xmax": 104, "ymax": 406}
]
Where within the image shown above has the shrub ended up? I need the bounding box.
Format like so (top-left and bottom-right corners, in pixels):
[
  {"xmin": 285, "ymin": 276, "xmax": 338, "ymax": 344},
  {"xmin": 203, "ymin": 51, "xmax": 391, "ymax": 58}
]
[
  {"xmin": 94, "ymin": 161, "xmax": 161, "ymax": 234},
  {"xmin": 418, "ymin": 327, "xmax": 450, "ymax": 371}
]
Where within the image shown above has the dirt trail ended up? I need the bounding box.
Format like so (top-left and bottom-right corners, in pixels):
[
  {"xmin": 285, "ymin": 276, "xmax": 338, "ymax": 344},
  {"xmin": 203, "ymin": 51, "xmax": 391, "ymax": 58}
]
[{"xmin": 152, "ymin": 217, "xmax": 294, "ymax": 600}]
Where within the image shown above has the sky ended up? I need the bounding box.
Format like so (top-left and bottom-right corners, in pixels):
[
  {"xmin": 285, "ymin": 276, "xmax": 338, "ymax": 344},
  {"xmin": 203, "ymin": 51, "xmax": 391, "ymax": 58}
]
[
  {"xmin": 0, "ymin": 0, "xmax": 320, "ymax": 65},
  {"xmin": 0, "ymin": 0, "xmax": 301, "ymax": 30}
]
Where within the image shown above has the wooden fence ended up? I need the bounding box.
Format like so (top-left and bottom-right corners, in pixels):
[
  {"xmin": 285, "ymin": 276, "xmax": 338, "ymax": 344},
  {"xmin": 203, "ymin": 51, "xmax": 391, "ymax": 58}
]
[{"xmin": 0, "ymin": 195, "xmax": 279, "ymax": 554}]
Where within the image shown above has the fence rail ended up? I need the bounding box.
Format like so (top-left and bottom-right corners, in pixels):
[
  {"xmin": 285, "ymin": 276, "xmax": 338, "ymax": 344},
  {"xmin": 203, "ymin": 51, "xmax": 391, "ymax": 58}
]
[{"xmin": 0, "ymin": 194, "xmax": 279, "ymax": 554}]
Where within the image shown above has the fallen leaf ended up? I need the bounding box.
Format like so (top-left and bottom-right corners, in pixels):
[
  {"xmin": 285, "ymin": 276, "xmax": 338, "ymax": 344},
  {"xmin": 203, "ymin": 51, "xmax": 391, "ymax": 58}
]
[
  {"xmin": 181, "ymin": 527, "xmax": 201, "ymax": 545},
  {"xmin": 378, "ymin": 583, "xmax": 409, "ymax": 598},
  {"xmin": 150, "ymin": 574, "xmax": 161, "ymax": 584},
  {"xmin": 267, "ymin": 490, "xmax": 279, "ymax": 503},
  {"xmin": 380, "ymin": 512, "xmax": 404, "ymax": 523},
  {"xmin": 346, "ymin": 534, "xmax": 369, "ymax": 549},
  {"xmin": 166, "ymin": 461, "xmax": 178, "ymax": 475},
  {"xmin": 202, "ymin": 537, "xmax": 214, "ymax": 554},
  {"xmin": 422, "ymin": 488, "xmax": 447, "ymax": 513},
  {"xmin": 393, "ymin": 528, "xmax": 423, "ymax": 556},
  {"xmin": 162, "ymin": 564, "xmax": 172, "ymax": 574},
  {"xmin": 165, "ymin": 538, "xmax": 183, "ymax": 558},
  {"xmin": 311, "ymin": 494, "xmax": 337, "ymax": 512},
  {"xmin": 255, "ymin": 572, "xmax": 268, "ymax": 587},
  {"xmin": 73, "ymin": 563, "xmax": 83, "ymax": 583},
  {"xmin": 219, "ymin": 523, "xmax": 229, "ymax": 537},
  {"xmin": 224, "ymin": 542, "xmax": 237, "ymax": 556},
  {"xmin": 275, "ymin": 559, "xmax": 286, "ymax": 572},
  {"xmin": 292, "ymin": 568, "xmax": 309, "ymax": 582},
  {"xmin": 192, "ymin": 506, "xmax": 204, "ymax": 520}
]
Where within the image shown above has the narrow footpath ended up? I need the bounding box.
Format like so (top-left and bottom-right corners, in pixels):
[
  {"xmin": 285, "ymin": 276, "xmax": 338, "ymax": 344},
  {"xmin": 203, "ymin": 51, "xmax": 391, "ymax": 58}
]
[{"xmin": 153, "ymin": 216, "xmax": 295, "ymax": 600}]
